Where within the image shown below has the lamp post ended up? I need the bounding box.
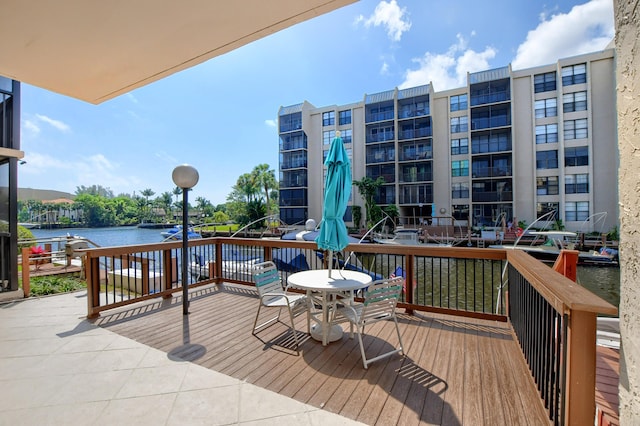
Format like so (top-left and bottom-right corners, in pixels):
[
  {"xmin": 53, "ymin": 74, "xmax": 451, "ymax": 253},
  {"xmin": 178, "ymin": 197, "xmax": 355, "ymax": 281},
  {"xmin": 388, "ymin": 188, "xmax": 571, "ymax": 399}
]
[{"xmin": 172, "ymin": 164, "xmax": 199, "ymax": 315}]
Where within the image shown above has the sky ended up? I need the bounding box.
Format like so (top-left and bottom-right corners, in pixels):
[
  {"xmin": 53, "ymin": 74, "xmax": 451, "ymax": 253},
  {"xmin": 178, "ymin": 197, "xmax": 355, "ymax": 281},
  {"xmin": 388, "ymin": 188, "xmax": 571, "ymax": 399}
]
[{"xmin": 18, "ymin": 0, "xmax": 615, "ymax": 206}]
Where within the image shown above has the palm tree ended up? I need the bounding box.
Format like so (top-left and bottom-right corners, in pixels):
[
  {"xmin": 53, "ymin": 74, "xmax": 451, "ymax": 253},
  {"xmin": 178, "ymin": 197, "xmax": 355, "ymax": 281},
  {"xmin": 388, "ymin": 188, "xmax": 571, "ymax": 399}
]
[
  {"xmin": 158, "ymin": 192, "xmax": 173, "ymax": 222},
  {"xmin": 140, "ymin": 188, "xmax": 155, "ymax": 222},
  {"xmin": 235, "ymin": 173, "xmax": 259, "ymax": 203},
  {"xmin": 252, "ymin": 164, "xmax": 278, "ymax": 217}
]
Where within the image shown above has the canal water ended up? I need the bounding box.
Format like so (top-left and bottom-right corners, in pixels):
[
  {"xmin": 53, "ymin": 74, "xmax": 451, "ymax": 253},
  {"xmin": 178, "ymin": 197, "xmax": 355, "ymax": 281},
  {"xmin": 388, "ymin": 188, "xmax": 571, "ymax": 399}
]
[{"xmin": 30, "ymin": 226, "xmax": 620, "ymax": 308}]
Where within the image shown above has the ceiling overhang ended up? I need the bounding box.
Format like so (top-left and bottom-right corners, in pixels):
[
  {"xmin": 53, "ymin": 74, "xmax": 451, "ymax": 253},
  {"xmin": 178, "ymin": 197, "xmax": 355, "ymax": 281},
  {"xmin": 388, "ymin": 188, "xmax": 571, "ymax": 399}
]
[{"xmin": 0, "ymin": 0, "xmax": 356, "ymax": 104}]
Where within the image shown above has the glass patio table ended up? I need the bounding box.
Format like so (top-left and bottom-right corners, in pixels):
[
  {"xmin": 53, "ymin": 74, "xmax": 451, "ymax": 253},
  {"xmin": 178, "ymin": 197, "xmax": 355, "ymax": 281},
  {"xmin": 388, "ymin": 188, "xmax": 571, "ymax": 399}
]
[{"xmin": 287, "ymin": 269, "xmax": 372, "ymax": 346}]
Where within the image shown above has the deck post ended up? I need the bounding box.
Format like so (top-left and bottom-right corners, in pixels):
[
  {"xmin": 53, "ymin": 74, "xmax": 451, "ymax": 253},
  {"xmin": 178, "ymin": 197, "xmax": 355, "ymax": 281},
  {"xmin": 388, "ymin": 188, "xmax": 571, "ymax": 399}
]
[
  {"xmin": 404, "ymin": 254, "xmax": 414, "ymax": 314},
  {"xmin": 21, "ymin": 247, "xmax": 30, "ymax": 298},
  {"xmin": 214, "ymin": 243, "xmax": 223, "ymax": 284},
  {"xmin": 86, "ymin": 255, "xmax": 101, "ymax": 318},
  {"xmin": 565, "ymin": 309, "xmax": 598, "ymax": 425},
  {"xmin": 552, "ymin": 250, "xmax": 579, "ymax": 282}
]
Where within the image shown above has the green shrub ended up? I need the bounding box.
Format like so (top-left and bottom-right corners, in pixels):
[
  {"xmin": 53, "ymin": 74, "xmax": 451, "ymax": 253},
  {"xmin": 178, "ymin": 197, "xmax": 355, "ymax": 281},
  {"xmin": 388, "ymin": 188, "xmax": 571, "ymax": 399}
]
[
  {"xmin": 29, "ymin": 276, "xmax": 86, "ymax": 296},
  {"xmin": 18, "ymin": 226, "xmax": 35, "ymax": 249}
]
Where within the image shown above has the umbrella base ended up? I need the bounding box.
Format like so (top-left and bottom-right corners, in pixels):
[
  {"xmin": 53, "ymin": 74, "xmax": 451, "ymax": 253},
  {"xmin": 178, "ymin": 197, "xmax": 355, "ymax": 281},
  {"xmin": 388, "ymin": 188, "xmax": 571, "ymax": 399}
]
[{"xmin": 310, "ymin": 323, "xmax": 343, "ymax": 344}]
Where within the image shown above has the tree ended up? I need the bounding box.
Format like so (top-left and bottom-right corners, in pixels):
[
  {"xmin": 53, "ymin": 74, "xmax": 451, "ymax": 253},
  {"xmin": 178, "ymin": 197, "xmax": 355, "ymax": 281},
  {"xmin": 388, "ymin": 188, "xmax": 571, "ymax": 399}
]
[
  {"xmin": 140, "ymin": 188, "xmax": 155, "ymax": 222},
  {"xmin": 251, "ymin": 164, "xmax": 278, "ymax": 217},
  {"xmin": 353, "ymin": 176, "xmax": 385, "ymax": 228},
  {"xmin": 158, "ymin": 192, "xmax": 173, "ymax": 221},
  {"xmin": 76, "ymin": 185, "xmax": 114, "ymax": 198},
  {"xmin": 384, "ymin": 204, "xmax": 399, "ymax": 231}
]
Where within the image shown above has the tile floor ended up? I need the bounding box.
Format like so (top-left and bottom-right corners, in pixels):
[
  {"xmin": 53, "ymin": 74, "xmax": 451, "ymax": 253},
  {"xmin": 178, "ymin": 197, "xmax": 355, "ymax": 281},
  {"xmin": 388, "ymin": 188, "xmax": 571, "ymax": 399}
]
[{"xmin": 0, "ymin": 290, "xmax": 364, "ymax": 425}]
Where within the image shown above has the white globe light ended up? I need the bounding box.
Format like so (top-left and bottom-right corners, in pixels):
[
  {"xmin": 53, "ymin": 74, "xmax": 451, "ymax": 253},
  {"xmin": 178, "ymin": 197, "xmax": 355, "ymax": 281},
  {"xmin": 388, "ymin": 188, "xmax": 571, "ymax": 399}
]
[
  {"xmin": 305, "ymin": 219, "xmax": 317, "ymax": 231},
  {"xmin": 172, "ymin": 164, "xmax": 199, "ymax": 189}
]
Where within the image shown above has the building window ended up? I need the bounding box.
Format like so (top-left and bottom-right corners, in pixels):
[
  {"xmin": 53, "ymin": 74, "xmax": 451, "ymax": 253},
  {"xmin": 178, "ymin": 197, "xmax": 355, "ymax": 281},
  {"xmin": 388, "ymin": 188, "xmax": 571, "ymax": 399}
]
[
  {"xmin": 536, "ymin": 176, "xmax": 559, "ymax": 195},
  {"xmin": 536, "ymin": 150, "xmax": 558, "ymax": 169},
  {"xmin": 564, "ymin": 118, "xmax": 588, "ymax": 140},
  {"xmin": 535, "ymin": 124, "xmax": 559, "ymax": 144},
  {"xmin": 534, "ymin": 72, "xmax": 556, "ymax": 93},
  {"xmin": 563, "ymin": 91, "xmax": 587, "ymax": 113},
  {"xmin": 565, "ymin": 201, "xmax": 589, "ymax": 221},
  {"xmin": 471, "ymin": 130, "xmax": 511, "ymax": 153},
  {"xmin": 341, "ymin": 128, "xmax": 352, "ymax": 144},
  {"xmin": 452, "ymin": 183, "xmax": 469, "ymax": 199},
  {"xmin": 451, "ymin": 138, "xmax": 469, "ymax": 155},
  {"xmin": 565, "ymin": 174, "xmax": 589, "ymax": 193},
  {"xmin": 322, "ymin": 111, "xmax": 335, "ymax": 126},
  {"xmin": 562, "ymin": 63, "xmax": 587, "ymax": 86},
  {"xmin": 323, "ymin": 130, "xmax": 335, "ymax": 145},
  {"xmin": 339, "ymin": 109, "xmax": 351, "ymax": 125},
  {"xmin": 450, "ymin": 94, "xmax": 468, "ymax": 112},
  {"xmin": 564, "ymin": 146, "xmax": 589, "ymax": 167},
  {"xmin": 452, "ymin": 204, "xmax": 469, "ymax": 220},
  {"xmin": 537, "ymin": 202, "xmax": 559, "ymax": 219},
  {"xmin": 451, "ymin": 160, "xmax": 469, "ymax": 177},
  {"xmin": 450, "ymin": 116, "xmax": 468, "ymax": 133},
  {"xmin": 534, "ymin": 98, "xmax": 557, "ymax": 118}
]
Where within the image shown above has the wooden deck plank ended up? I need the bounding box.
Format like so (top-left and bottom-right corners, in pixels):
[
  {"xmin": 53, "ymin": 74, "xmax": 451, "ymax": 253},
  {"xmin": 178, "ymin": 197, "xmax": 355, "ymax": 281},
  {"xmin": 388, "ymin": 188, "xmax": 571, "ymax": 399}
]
[
  {"xmin": 94, "ymin": 283, "xmax": 556, "ymax": 426},
  {"xmin": 396, "ymin": 313, "xmax": 443, "ymax": 426}
]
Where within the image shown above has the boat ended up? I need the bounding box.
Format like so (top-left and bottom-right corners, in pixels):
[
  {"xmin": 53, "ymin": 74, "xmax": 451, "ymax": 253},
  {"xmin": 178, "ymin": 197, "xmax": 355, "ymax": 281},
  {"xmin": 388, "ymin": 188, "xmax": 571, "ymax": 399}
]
[
  {"xmin": 18, "ymin": 222, "xmax": 39, "ymax": 229},
  {"xmin": 489, "ymin": 231, "xmax": 618, "ymax": 266},
  {"xmin": 160, "ymin": 225, "xmax": 201, "ymax": 240},
  {"xmin": 374, "ymin": 228, "xmax": 421, "ymax": 245},
  {"xmin": 374, "ymin": 228, "xmax": 453, "ymax": 247}
]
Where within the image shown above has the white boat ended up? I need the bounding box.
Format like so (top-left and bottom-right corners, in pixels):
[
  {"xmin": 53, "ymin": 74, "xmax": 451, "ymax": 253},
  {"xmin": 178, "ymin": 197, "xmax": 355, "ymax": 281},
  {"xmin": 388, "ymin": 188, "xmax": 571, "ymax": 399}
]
[
  {"xmin": 18, "ymin": 222, "xmax": 39, "ymax": 229},
  {"xmin": 489, "ymin": 231, "xmax": 618, "ymax": 266},
  {"xmin": 374, "ymin": 228, "xmax": 421, "ymax": 245},
  {"xmin": 374, "ymin": 228, "xmax": 453, "ymax": 247}
]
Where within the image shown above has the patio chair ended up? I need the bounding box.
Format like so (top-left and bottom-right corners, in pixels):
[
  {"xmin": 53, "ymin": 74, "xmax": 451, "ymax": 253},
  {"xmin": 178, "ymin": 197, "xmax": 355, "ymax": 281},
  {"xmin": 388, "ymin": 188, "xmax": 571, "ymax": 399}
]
[
  {"xmin": 332, "ymin": 276, "xmax": 405, "ymax": 369},
  {"xmin": 251, "ymin": 261, "xmax": 309, "ymax": 351}
]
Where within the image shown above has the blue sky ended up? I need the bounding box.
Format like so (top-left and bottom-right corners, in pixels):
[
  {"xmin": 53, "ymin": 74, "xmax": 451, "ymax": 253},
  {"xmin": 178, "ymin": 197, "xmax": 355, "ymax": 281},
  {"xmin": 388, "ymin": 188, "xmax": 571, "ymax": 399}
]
[{"xmin": 18, "ymin": 0, "xmax": 614, "ymax": 205}]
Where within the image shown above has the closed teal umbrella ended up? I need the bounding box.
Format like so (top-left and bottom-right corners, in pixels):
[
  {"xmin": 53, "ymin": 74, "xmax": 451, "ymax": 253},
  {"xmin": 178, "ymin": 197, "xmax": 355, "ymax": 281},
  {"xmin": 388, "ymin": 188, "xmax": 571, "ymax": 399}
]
[{"xmin": 315, "ymin": 132, "xmax": 352, "ymax": 277}]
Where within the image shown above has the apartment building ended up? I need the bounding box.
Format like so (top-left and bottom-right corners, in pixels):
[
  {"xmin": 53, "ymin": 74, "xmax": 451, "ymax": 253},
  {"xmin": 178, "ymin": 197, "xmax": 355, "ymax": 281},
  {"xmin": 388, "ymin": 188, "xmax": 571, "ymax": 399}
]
[{"xmin": 278, "ymin": 48, "xmax": 617, "ymax": 233}]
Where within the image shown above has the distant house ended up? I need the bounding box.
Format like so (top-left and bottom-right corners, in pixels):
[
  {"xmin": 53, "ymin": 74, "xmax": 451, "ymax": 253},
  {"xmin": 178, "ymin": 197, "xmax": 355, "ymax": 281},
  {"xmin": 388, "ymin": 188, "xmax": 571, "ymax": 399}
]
[{"xmin": 39, "ymin": 198, "xmax": 82, "ymax": 223}]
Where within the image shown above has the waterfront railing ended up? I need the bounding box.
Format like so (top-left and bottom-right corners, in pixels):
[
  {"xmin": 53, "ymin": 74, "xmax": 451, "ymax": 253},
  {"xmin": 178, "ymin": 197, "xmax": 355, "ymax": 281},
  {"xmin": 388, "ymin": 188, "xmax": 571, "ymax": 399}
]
[{"xmin": 79, "ymin": 236, "xmax": 615, "ymax": 424}]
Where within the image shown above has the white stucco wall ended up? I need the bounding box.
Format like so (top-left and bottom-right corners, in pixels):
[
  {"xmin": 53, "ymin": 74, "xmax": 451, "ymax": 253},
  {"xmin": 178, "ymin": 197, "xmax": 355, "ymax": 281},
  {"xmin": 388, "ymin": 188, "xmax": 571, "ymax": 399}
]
[{"xmin": 615, "ymin": 0, "xmax": 640, "ymax": 421}]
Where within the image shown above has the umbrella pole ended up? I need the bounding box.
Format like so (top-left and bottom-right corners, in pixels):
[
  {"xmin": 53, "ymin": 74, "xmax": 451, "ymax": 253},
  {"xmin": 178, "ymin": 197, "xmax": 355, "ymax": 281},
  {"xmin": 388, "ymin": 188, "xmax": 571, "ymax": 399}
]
[{"xmin": 328, "ymin": 250, "xmax": 332, "ymax": 278}]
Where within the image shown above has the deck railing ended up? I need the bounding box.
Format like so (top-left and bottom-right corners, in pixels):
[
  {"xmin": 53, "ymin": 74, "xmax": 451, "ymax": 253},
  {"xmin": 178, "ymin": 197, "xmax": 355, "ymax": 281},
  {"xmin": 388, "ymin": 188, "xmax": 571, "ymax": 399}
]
[
  {"xmin": 506, "ymin": 250, "xmax": 617, "ymax": 425},
  {"xmin": 81, "ymin": 236, "xmax": 616, "ymax": 425}
]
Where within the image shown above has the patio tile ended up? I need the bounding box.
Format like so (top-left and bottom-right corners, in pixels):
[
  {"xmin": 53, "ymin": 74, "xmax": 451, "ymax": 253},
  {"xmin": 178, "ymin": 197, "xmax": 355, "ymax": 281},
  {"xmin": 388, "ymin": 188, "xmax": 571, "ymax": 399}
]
[
  {"xmin": 237, "ymin": 382, "xmax": 311, "ymax": 423},
  {"xmin": 0, "ymin": 375, "xmax": 73, "ymax": 411},
  {"xmin": 95, "ymin": 393, "xmax": 176, "ymax": 426},
  {"xmin": 167, "ymin": 386, "xmax": 241, "ymax": 426},
  {"xmin": 0, "ymin": 400, "xmax": 108, "ymax": 426},
  {"xmin": 0, "ymin": 336, "xmax": 68, "ymax": 357},
  {"xmin": 81, "ymin": 347, "xmax": 149, "ymax": 372},
  {"xmin": 180, "ymin": 363, "xmax": 241, "ymax": 391},
  {"xmin": 45, "ymin": 370, "xmax": 134, "ymax": 405},
  {"xmin": 115, "ymin": 363, "xmax": 189, "ymax": 398}
]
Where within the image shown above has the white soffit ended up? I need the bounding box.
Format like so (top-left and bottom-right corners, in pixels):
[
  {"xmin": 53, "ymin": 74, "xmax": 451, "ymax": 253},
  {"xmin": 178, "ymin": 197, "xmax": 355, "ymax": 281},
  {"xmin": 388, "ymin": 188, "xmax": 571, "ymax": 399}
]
[{"xmin": 0, "ymin": 0, "xmax": 356, "ymax": 104}]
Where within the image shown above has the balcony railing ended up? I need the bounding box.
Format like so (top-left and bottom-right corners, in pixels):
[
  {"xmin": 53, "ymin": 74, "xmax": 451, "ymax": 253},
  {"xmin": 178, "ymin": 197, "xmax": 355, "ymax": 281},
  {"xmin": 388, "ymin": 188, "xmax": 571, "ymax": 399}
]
[{"xmin": 79, "ymin": 237, "xmax": 616, "ymax": 425}]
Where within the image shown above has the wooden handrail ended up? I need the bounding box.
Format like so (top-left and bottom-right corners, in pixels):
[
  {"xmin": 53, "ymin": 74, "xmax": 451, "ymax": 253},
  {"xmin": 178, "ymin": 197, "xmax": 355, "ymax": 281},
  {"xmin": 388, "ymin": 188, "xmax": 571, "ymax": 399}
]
[{"xmin": 507, "ymin": 249, "xmax": 617, "ymax": 424}]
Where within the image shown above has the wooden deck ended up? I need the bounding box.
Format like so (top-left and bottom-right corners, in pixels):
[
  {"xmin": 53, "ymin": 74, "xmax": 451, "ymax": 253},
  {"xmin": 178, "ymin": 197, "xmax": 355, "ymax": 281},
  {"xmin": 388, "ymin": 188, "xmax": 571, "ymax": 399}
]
[{"xmin": 94, "ymin": 283, "xmax": 552, "ymax": 425}]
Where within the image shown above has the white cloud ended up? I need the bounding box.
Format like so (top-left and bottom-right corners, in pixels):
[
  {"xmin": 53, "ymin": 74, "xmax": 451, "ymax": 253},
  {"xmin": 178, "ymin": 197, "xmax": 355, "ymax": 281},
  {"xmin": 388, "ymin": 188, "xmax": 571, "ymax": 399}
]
[
  {"xmin": 34, "ymin": 114, "xmax": 71, "ymax": 132},
  {"xmin": 264, "ymin": 119, "xmax": 276, "ymax": 127},
  {"xmin": 380, "ymin": 60, "xmax": 390, "ymax": 75},
  {"xmin": 356, "ymin": 0, "xmax": 411, "ymax": 42},
  {"xmin": 155, "ymin": 151, "xmax": 179, "ymax": 165},
  {"xmin": 126, "ymin": 93, "xmax": 139, "ymax": 104},
  {"xmin": 399, "ymin": 34, "xmax": 496, "ymax": 91},
  {"xmin": 23, "ymin": 119, "xmax": 40, "ymax": 135},
  {"xmin": 20, "ymin": 151, "xmax": 142, "ymax": 195},
  {"xmin": 512, "ymin": 0, "xmax": 614, "ymax": 70}
]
